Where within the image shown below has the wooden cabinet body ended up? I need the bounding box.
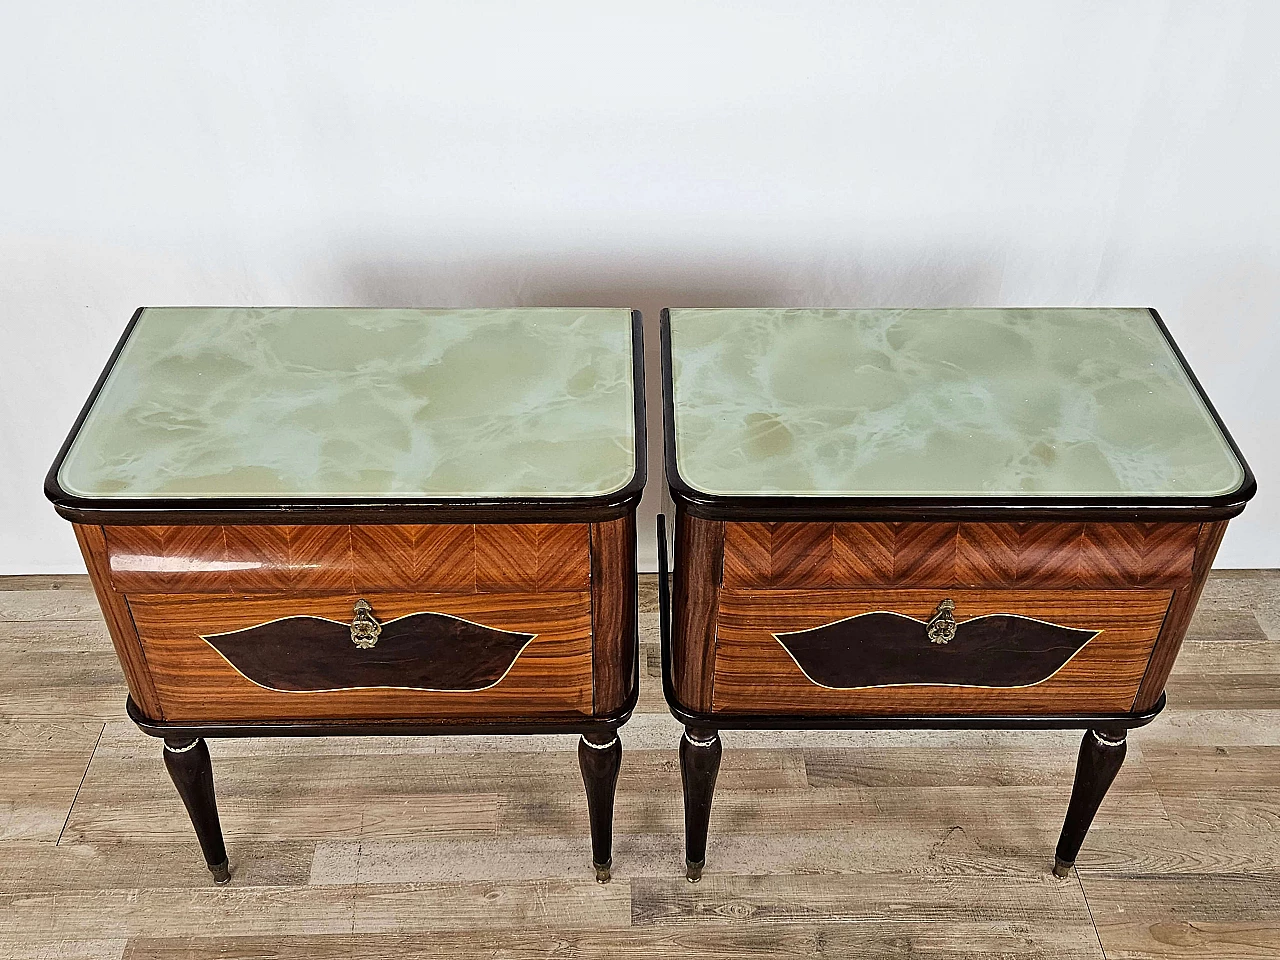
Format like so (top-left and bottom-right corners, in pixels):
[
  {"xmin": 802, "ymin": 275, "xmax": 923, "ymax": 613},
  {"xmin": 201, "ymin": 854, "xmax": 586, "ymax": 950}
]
[
  {"xmin": 670, "ymin": 513, "xmax": 1226, "ymax": 718},
  {"xmin": 75, "ymin": 518, "xmax": 636, "ymax": 724}
]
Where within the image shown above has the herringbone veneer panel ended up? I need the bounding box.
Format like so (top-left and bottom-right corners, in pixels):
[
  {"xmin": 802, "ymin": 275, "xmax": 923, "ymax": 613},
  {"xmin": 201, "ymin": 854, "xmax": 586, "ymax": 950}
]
[
  {"xmin": 722, "ymin": 522, "xmax": 773, "ymax": 588},
  {"xmin": 106, "ymin": 525, "xmax": 227, "ymax": 593},
  {"xmin": 725, "ymin": 520, "xmax": 1200, "ymax": 589},
  {"xmin": 536, "ymin": 524, "xmax": 591, "ymax": 591},
  {"xmin": 476, "ymin": 523, "xmax": 590, "ymax": 592},
  {"xmin": 106, "ymin": 522, "xmax": 591, "ymax": 594},
  {"xmin": 351, "ymin": 524, "xmax": 475, "ymax": 593}
]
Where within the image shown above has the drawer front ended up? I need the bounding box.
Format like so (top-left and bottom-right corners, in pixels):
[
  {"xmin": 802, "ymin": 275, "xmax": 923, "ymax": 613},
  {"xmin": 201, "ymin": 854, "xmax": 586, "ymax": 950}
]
[
  {"xmin": 104, "ymin": 523, "xmax": 591, "ymax": 595},
  {"xmin": 711, "ymin": 588, "xmax": 1172, "ymax": 715},
  {"xmin": 723, "ymin": 521, "xmax": 1199, "ymax": 590},
  {"xmin": 128, "ymin": 591, "xmax": 594, "ymax": 721}
]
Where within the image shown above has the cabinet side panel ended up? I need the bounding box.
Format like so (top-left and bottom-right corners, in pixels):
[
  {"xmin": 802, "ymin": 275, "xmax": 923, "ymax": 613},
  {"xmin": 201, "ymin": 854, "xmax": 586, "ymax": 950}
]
[
  {"xmin": 590, "ymin": 513, "xmax": 637, "ymax": 714},
  {"xmin": 1134, "ymin": 520, "xmax": 1229, "ymax": 711},
  {"xmin": 72, "ymin": 523, "xmax": 164, "ymax": 718},
  {"xmin": 673, "ymin": 509, "xmax": 724, "ymax": 712}
]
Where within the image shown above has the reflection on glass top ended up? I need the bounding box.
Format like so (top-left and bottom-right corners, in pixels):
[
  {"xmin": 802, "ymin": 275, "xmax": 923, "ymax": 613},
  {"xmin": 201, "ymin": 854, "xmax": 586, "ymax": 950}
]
[
  {"xmin": 668, "ymin": 308, "xmax": 1244, "ymax": 499},
  {"xmin": 59, "ymin": 307, "xmax": 638, "ymax": 500}
]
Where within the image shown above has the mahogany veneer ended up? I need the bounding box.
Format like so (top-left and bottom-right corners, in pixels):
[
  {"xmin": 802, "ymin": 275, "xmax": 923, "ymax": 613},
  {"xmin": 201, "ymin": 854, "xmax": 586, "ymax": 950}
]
[
  {"xmin": 76, "ymin": 518, "xmax": 635, "ymax": 723},
  {"xmin": 671, "ymin": 516, "xmax": 1226, "ymax": 716},
  {"xmin": 722, "ymin": 521, "xmax": 1201, "ymax": 590},
  {"xmin": 712, "ymin": 586, "xmax": 1173, "ymax": 715},
  {"xmin": 103, "ymin": 522, "xmax": 592, "ymax": 595},
  {"xmin": 129, "ymin": 590, "xmax": 594, "ymax": 722}
]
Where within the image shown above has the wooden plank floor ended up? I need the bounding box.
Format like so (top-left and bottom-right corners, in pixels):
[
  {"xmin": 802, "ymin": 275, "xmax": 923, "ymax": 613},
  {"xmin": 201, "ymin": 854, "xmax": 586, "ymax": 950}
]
[{"xmin": 1, "ymin": 572, "xmax": 1278, "ymax": 959}]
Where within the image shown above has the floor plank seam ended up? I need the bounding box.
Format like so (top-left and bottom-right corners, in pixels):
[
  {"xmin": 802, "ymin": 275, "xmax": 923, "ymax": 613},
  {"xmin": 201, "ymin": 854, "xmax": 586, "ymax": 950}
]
[
  {"xmin": 56, "ymin": 721, "xmax": 104, "ymax": 846},
  {"xmin": 1076, "ymin": 869, "xmax": 1109, "ymax": 960}
]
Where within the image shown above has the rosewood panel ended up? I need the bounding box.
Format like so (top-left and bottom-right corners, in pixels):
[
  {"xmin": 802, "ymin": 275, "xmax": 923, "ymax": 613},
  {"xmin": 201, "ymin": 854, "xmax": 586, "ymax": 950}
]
[
  {"xmin": 775, "ymin": 613, "xmax": 1099, "ymax": 688},
  {"xmin": 1134, "ymin": 520, "xmax": 1228, "ymax": 710},
  {"xmin": 589, "ymin": 514, "xmax": 637, "ymax": 713},
  {"xmin": 475, "ymin": 523, "xmax": 591, "ymax": 593},
  {"xmin": 711, "ymin": 588, "xmax": 1172, "ymax": 715},
  {"xmin": 723, "ymin": 521, "xmax": 1200, "ymax": 590},
  {"xmin": 72, "ymin": 524, "xmax": 164, "ymax": 718},
  {"xmin": 128, "ymin": 591, "xmax": 595, "ymax": 722},
  {"xmin": 538, "ymin": 524, "xmax": 596, "ymax": 593},
  {"xmin": 100, "ymin": 525, "xmax": 230, "ymax": 594},
  {"xmin": 220, "ymin": 525, "xmax": 353, "ymax": 593},
  {"xmin": 202, "ymin": 613, "xmax": 535, "ymax": 692},
  {"xmin": 723, "ymin": 522, "xmax": 835, "ymax": 589},
  {"xmin": 104, "ymin": 523, "xmax": 590, "ymax": 595},
  {"xmin": 351, "ymin": 524, "xmax": 475, "ymax": 593},
  {"xmin": 672, "ymin": 509, "xmax": 724, "ymax": 712}
]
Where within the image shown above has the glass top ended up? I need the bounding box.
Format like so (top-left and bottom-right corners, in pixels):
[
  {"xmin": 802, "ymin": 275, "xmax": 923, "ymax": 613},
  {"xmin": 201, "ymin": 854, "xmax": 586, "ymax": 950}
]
[
  {"xmin": 59, "ymin": 307, "xmax": 638, "ymax": 500},
  {"xmin": 667, "ymin": 307, "xmax": 1245, "ymax": 499}
]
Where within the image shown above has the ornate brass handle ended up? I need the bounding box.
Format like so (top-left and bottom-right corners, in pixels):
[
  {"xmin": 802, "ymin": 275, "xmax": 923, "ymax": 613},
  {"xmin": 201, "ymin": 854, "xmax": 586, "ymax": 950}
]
[
  {"xmin": 350, "ymin": 599, "xmax": 382, "ymax": 649},
  {"xmin": 926, "ymin": 599, "xmax": 956, "ymax": 645}
]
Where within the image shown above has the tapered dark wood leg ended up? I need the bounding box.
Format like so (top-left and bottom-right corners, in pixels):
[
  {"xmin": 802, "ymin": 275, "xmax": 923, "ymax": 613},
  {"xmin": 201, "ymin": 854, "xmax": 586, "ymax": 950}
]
[
  {"xmin": 680, "ymin": 725, "xmax": 722, "ymax": 882},
  {"xmin": 1054, "ymin": 727, "xmax": 1127, "ymax": 877},
  {"xmin": 578, "ymin": 731, "xmax": 622, "ymax": 883},
  {"xmin": 162, "ymin": 737, "xmax": 230, "ymax": 884}
]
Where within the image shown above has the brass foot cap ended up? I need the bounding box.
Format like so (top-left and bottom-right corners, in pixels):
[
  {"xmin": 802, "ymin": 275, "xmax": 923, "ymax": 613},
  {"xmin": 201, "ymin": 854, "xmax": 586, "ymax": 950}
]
[
  {"xmin": 209, "ymin": 860, "xmax": 231, "ymax": 885},
  {"xmin": 593, "ymin": 860, "xmax": 612, "ymax": 884},
  {"xmin": 686, "ymin": 859, "xmax": 704, "ymax": 883},
  {"xmin": 1052, "ymin": 857, "xmax": 1073, "ymax": 879}
]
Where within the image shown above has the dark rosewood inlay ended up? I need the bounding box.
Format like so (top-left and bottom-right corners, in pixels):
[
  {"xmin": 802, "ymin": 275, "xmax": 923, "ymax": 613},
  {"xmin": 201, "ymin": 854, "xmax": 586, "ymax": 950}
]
[
  {"xmin": 775, "ymin": 612, "xmax": 1099, "ymax": 688},
  {"xmin": 203, "ymin": 612, "xmax": 534, "ymax": 692}
]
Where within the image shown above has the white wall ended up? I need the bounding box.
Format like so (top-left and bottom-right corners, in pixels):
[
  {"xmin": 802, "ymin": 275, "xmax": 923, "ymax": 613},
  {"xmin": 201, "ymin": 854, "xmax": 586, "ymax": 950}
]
[{"xmin": 2, "ymin": 2, "xmax": 1277, "ymax": 574}]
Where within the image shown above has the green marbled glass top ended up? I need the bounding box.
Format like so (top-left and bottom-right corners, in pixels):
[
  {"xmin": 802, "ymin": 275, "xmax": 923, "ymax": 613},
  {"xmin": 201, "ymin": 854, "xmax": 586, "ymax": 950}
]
[
  {"xmin": 668, "ymin": 307, "xmax": 1244, "ymax": 498},
  {"xmin": 59, "ymin": 307, "xmax": 638, "ymax": 500}
]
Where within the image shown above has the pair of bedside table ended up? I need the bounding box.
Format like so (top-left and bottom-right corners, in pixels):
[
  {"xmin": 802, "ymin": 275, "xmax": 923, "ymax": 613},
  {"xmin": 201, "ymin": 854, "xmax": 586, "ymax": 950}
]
[{"xmin": 47, "ymin": 305, "xmax": 1253, "ymax": 886}]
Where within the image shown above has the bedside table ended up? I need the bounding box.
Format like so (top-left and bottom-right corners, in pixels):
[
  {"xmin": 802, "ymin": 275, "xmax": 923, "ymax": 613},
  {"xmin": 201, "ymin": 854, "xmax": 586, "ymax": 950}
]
[
  {"xmin": 47, "ymin": 306, "xmax": 645, "ymax": 884},
  {"xmin": 658, "ymin": 307, "xmax": 1253, "ymax": 881}
]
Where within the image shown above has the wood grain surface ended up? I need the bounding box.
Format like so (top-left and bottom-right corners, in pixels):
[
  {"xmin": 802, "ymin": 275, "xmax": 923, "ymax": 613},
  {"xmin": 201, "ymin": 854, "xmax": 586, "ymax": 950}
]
[
  {"xmin": 671, "ymin": 510, "xmax": 724, "ymax": 712},
  {"xmin": 1, "ymin": 571, "xmax": 1279, "ymax": 958},
  {"xmin": 127, "ymin": 592, "xmax": 594, "ymax": 722},
  {"xmin": 723, "ymin": 521, "xmax": 1201, "ymax": 590},
  {"xmin": 1134, "ymin": 521, "xmax": 1229, "ymax": 711},
  {"xmin": 712, "ymin": 588, "xmax": 1172, "ymax": 715},
  {"xmin": 72, "ymin": 524, "xmax": 163, "ymax": 717},
  {"xmin": 590, "ymin": 514, "xmax": 637, "ymax": 714},
  {"xmin": 104, "ymin": 523, "xmax": 591, "ymax": 595}
]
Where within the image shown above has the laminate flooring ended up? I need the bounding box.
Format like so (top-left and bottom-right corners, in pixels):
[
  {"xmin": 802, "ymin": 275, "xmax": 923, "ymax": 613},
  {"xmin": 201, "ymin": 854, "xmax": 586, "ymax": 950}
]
[{"xmin": 1, "ymin": 572, "xmax": 1278, "ymax": 959}]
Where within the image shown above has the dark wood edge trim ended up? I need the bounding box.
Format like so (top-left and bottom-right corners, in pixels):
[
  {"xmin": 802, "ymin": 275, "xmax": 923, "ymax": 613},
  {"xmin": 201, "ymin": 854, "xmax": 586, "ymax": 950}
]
[
  {"xmin": 1148, "ymin": 308, "xmax": 1256, "ymax": 504},
  {"xmin": 660, "ymin": 307, "xmax": 1254, "ymax": 523},
  {"xmin": 1132, "ymin": 519, "xmax": 1230, "ymax": 711},
  {"xmin": 72, "ymin": 523, "xmax": 165, "ymax": 719},
  {"xmin": 657, "ymin": 514, "xmax": 1164, "ymax": 731},
  {"xmin": 47, "ymin": 309, "xmax": 648, "ymax": 525},
  {"xmin": 126, "ymin": 692, "xmax": 636, "ymax": 739}
]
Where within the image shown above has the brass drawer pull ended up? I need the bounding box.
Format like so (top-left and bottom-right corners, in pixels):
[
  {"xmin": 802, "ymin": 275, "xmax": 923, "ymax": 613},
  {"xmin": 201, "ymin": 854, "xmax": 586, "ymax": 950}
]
[
  {"xmin": 926, "ymin": 599, "xmax": 957, "ymax": 645},
  {"xmin": 350, "ymin": 599, "xmax": 382, "ymax": 649}
]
